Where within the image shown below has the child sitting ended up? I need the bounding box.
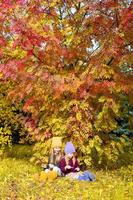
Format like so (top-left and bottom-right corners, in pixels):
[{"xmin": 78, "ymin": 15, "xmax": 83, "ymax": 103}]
[
  {"xmin": 43, "ymin": 137, "xmax": 62, "ymax": 176},
  {"xmin": 59, "ymin": 142, "xmax": 80, "ymax": 175},
  {"xmin": 60, "ymin": 141, "xmax": 96, "ymax": 181}
]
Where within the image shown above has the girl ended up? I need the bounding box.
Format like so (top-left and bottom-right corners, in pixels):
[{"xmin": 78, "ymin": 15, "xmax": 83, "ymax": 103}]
[
  {"xmin": 43, "ymin": 137, "xmax": 62, "ymax": 176},
  {"xmin": 60, "ymin": 141, "xmax": 95, "ymax": 181},
  {"xmin": 59, "ymin": 142, "xmax": 80, "ymax": 175}
]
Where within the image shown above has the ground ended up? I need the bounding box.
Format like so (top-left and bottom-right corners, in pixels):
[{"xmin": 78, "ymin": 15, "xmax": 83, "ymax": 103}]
[{"xmin": 0, "ymin": 145, "xmax": 133, "ymax": 200}]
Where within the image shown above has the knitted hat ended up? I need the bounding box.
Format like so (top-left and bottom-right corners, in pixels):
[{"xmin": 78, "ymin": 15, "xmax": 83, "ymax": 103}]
[
  {"xmin": 51, "ymin": 137, "xmax": 62, "ymax": 148},
  {"xmin": 64, "ymin": 142, "xmax": 76, "ymax": 154}
]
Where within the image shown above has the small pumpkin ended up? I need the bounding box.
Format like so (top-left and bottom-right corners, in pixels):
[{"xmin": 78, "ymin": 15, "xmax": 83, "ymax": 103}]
[
  {"xmin": 39, "ymin": 171, "xmax": 48, "ymax": 182},
  {"xmin": 47, "ymin": 171, "xmax": 58, "ymax": 181}
]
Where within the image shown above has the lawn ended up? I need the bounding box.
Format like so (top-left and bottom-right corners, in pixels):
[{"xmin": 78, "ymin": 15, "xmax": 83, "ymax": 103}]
[{"xmin": 0, "ymin": 145, "xmax": 133, "ymax": 200}]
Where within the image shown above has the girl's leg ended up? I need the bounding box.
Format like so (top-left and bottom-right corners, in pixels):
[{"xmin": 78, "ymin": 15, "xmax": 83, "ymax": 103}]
[{"xmin": 66, "ymin": 172, "xmax": 81, "ymax": 179}]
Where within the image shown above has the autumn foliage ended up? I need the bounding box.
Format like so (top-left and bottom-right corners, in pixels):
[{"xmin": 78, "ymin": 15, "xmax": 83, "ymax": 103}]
[{"xmin": 0, "ymin": 0, "xmax": 133, "ymax": 166}]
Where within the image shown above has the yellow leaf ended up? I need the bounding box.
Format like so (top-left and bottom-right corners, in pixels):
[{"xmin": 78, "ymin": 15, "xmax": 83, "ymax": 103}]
[{"xmin": 76, "ymin": 112, "xmax": 82, "ymax": 121}]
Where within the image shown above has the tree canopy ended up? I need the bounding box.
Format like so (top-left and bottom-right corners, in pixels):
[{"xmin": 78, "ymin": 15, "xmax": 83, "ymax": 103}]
[{"xmin": 0, "ymin": 0, "xmax": 133, "ymax": 166}]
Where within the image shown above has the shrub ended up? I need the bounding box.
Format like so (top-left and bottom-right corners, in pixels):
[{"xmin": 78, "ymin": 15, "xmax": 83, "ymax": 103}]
[{"xmin": 0, "ymin": 82, "xmax": 25, "ymax": 151}]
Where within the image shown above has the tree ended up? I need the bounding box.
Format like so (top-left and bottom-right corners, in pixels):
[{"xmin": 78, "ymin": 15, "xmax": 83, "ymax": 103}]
[{"xmin": 0, "ymin": 0, "xmax": 133, "ymax": 166}]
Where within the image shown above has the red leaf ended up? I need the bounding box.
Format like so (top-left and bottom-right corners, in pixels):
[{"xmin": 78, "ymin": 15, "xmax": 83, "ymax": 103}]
[
  {"xmin": 0, "ymin": 37, "xmax": 6, "ymax": 46},
  {"xmin": 23, "ymin": 98, "xmax": 34, "ymax": 110}
]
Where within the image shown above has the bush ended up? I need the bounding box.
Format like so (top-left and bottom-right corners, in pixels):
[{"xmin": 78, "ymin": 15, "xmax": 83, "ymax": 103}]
[
  {"xmin": 0, "ymin": 81, "xmax": 25, "ymax": 151},
  {"xmin": 30, "ymin": 96, "xmax": 133, "ymax": 169},
  {"xmin": 78, "ymin": 135, "xmax": 133, "ymax": 169},
  {"xmin": 31, "ymin": 134, "xmax": 133, "ymax": 169}
]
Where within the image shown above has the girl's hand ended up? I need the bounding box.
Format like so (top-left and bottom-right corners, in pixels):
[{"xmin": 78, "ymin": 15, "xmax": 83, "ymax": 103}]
[
  {"xmin": 65, "ymin": 165, "xmax": 72, "ymax": 170},
  {"xmin": 75, "ymin": 167, "xmax": 80, "ymax": 172}
]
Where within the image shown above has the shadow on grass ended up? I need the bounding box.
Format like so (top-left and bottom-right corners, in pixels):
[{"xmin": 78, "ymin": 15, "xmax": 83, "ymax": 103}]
[{"xmin": 3, "ymin": 144, "xmax": 34, "ymax": 160}]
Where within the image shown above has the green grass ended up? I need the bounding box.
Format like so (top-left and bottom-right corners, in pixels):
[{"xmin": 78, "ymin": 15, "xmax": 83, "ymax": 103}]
[{"xmin": 0, "ymin": 145, "xmax": 133, "ymax": 200}]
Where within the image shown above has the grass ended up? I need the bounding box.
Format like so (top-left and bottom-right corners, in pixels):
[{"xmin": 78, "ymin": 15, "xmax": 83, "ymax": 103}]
[{"xmin": 0, "ymin": 145, "xmax": 133, "ymax": 200}]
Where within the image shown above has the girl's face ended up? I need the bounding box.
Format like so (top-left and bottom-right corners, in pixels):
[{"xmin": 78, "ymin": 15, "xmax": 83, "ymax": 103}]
[
  {"xmin": 53, "ymin": 147, "xmax": 61, "ymax": 155},
  {"xmin": 66, "ymin": 153, "xmax": 73, "ymax": 159}
]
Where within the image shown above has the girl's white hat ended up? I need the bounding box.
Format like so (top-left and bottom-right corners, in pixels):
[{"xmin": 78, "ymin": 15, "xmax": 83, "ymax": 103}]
[{"xmin": 51, "ymin": 137, "xmax": 62, "ymax": 148}]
